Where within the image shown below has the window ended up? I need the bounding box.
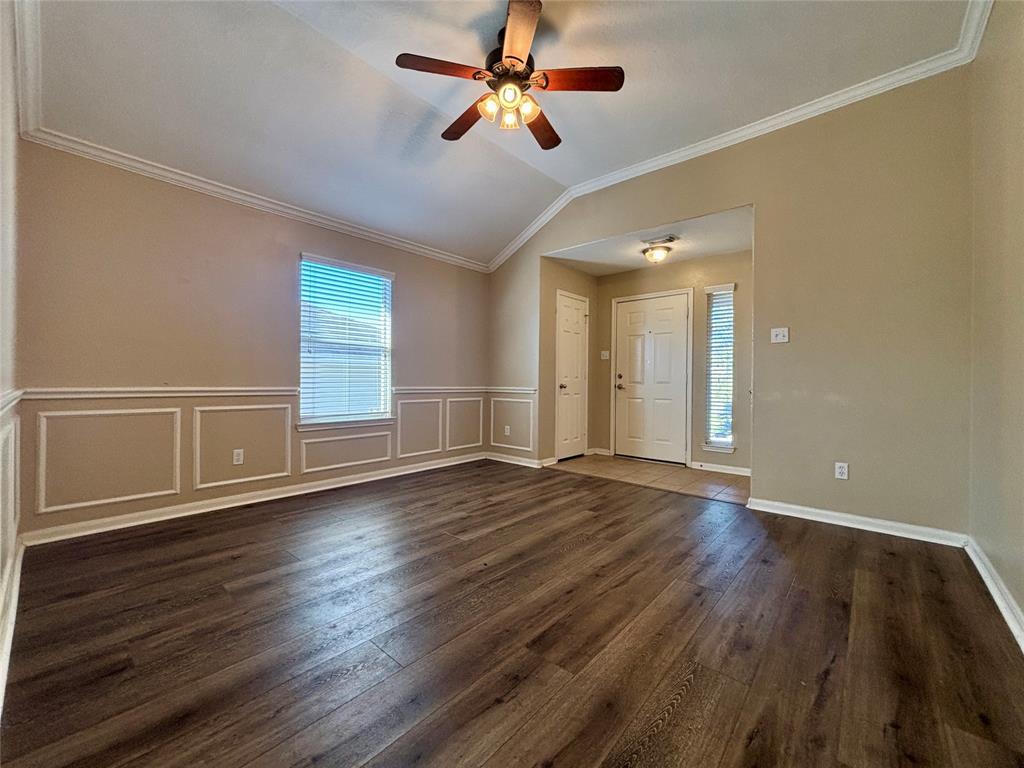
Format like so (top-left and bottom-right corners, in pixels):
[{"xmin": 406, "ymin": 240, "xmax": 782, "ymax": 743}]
[
  {"xmin": 705, "ymin": 283, "xmax": 735, "ymax": 449},
  {"xmin": 299, "ymin": 256, "xmax": 393, "ymax": 424}
]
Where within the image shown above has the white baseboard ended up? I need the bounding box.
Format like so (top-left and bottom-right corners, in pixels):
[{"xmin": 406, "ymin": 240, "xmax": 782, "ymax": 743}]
[
  {"xmin": 584, "ymin": 448, "xmax": 612, "ymax": 456},
  {"xmin": 0, "ymin": 542, "xmax": 25, "ymax": 717},
  {"xmin": 689, "ymin": 462, "xmax": 751, "ymax": 477},
  {"xmin": 965, "ymin": 538, "xmax": 1024, "ymax": 654},
  {"xmin": 746, "ymin": 497, "xmax": 969, "ymax": 547},
  {"xmin": 745, "ymin": 498, "xmax": 1024, "ymax": 653},
  {"xmin": 21, "ymin": 451, "xmax": 545, "ymax": 546}
]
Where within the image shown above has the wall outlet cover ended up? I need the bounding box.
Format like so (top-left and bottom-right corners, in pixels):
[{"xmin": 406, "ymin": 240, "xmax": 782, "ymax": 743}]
[
  {"xmin": 600, "ymin": 350, "xmax": 610, "ymax": 360},
  {"xmin": 834, "ymin": 461, "xmax": 849, "ymax": 480},
  {"xmin": 233, "ymin": 448, "xmax": 244, "ymax": 465},
  {"xmin": 771, "ymin": 327, "xmax": 790, "ymax": 344}
]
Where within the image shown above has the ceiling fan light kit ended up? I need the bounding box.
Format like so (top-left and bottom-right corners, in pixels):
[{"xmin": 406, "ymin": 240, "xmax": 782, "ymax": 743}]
[{"xmin": 395, "ymin": 0, "xmax": 625, "ymax": 150}]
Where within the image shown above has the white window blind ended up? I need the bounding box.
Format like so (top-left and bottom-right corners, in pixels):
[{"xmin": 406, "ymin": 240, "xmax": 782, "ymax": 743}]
[
  {"xmin": 300, "ymin": 257, "xmax": 392, "ymax": 423},
  {"xmin": 705, "ymin": 284, "xmax": 735, "ymax": 446}
]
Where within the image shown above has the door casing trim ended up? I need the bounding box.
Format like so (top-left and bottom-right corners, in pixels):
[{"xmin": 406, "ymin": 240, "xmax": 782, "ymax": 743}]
[{"xmin": 609, "ymin": 288, "xmax": 694, "ymax": 465}]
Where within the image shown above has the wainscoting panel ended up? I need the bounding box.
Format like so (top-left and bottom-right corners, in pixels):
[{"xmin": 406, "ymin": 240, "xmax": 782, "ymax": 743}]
[
  {"xmin": 397, "ymin": 399, "xmax": 443, "ymax": 458},
  {"xmin": 300, "ymin": 431, "xmax": 392, "ymax": 474},
  {"xmin": 490, "ymin": 398, "xmax": 534, "ymax": 452},
  {"xmin": 446, "ymin": 397, "xmax": 483, "ymax": 451},
  {"xmin": 193, "ymin": 404, "xmax": 291, "ymax": 490},
  {"xmin": 36, "ymin": 408, "xmax": 181, "ymax": 514}
]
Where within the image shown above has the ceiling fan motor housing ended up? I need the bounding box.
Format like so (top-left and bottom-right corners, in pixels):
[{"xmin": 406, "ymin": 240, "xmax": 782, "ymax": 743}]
[{"xmin": 487, "ymin": 27, "xmax": 535, "ymax": 78}]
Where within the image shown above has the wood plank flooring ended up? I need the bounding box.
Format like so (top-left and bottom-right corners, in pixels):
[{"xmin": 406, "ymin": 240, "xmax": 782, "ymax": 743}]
[{"xmin": 2, "ymin": 460, "xmax": 1022, "ymax": 767}]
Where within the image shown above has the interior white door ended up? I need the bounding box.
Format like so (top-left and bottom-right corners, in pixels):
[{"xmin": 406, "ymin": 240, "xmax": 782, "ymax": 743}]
[
  {"xmin": 614, "ymin": 292, "xmax": 688, "ymax": 462},
  {"xmin": 556, "ymin": 291, "xmax": 588, "ymax": 459}
]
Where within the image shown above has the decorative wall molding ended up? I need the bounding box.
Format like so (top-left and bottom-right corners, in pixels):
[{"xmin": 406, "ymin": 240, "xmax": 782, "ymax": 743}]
[
  {"xmin": 392, "ymin": 386, "xmax": 538, "ymax": 394},
  {"xmin": 0, "ymin": 389, "xmax": 22, "ymax": 415},
  {"xmin": 746, "ymin": 497, "xmax": 969, "ymax": 548},
  {"xmin": 14, "ymin": 0, "xmax": 993, "ymax": 275},
  {"xmin": 490, "ymin": 397, "xmax": 534, "ymax": 452},
  {"xmin": 22, "ymin": 386, "xmax": 298, "ymax": 400},
  {"xmin": 18, "ymin": 452, "xmax": 544, "ymax": 545},
  {"xmin": 1, "ymin": 418, "xmax": 19, "ymax": 534},
  {"xmin": 396, "ymin": 399, "xmax": 443, "ymax": 459},
  {"xmin": 445, "ymin": 397, "xmax": 483, "ymax": 451},
  {"xmin": 37, "ymin": 408, "xmax": 182, "ymax": 514},
  {"xmin": 689, "ymin": 461, "xmax": 751, "ymax": 477},
  {"xmin": 0, "ymin": 540, "xmax": 25, "ymax": 717},
  {"xmin": 965, "ymin": 538, "xmax": 1024, "ymax": 653},
  {"xmin": 192, "ymin": 404, "xmax": 292, "ymax": 490},
  {"xmin": 489, "ymin": 0, "xmax": 994, "ymax": 271},
  {"xmin": 300, "ymin": 431, "xmax": 391, "ymax": 475}
]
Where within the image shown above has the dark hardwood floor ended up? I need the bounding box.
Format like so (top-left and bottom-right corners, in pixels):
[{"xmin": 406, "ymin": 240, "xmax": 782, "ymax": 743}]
[{"xmin": 3, "ymin": 460, "xmax": 1023, "ymax": 767}]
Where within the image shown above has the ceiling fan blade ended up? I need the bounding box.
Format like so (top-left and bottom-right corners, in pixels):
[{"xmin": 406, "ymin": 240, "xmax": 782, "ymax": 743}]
[
  {"xmin": 533, "ymin": 66, "xmax": 625, "ymax": 92},
  {"xmin": 396, "ymin": 53, "xmax": 488, "ymax": 80},
  {"xmin": 527, "ymin": 110, "xmax": 561, "ymax": 150},
  {"xmin": 502, "ymin": 0, "xmax": 542, "ymax": 70},
  {"xmin": 442, "ymin": 96, "xmax": 487, "ymax": 141}
]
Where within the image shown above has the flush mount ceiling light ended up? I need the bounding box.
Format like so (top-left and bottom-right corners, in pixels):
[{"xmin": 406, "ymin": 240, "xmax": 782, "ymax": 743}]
[
  {"xmin": 642, "ymin": 234, "xmax": 678, "ymax": 264},
  {"xmin": 643, "ymin": 246, "xmax": 670, "ymax": 264},
  {"xmin": 396, "ymin": 0, "xmax": 625, "ymax": 150}
]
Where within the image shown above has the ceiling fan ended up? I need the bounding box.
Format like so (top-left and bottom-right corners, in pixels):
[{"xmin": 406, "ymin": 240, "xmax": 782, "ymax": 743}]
[{"xmin": 396, "ymin": 0, "xmax": 625, "ymax": 150}]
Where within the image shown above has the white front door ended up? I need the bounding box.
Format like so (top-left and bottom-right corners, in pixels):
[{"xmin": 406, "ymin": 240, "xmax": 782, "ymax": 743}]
[
  {"xmin": 614, "ymin": 292, "xmax": 688, "ymax": 462},
  {"xmin": 556, "ymin": 291, "xmax": 588, "ymax": 459}
]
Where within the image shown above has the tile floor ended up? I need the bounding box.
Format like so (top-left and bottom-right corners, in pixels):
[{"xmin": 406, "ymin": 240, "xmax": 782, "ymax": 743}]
[{"xmin": 551, "ymin": 453, "xmax": 750, "ymax": 504}]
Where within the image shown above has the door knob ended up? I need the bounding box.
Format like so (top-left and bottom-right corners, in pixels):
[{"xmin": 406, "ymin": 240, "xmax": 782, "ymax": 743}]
[
  {"xmin": 616, "ymin": 383, "xmax": 626, "ymax": 390},
  {"xmin": 558, "ymin": 383, "xmax": 567, "ymax": 389}
]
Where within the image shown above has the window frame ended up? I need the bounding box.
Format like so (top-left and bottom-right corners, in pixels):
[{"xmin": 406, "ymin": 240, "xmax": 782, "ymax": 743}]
[
  {"xmin": 297, "ymin": 252, "xmax": 395, "ymax": 429},
  {"xmin": 703, "ymin": 282, "xmax": 736, "ymax": 453}
]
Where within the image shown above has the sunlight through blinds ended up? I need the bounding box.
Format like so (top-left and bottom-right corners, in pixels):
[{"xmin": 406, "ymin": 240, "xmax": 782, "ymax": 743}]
[
  {"xmin": 706, "ymin": 286, "xmax": 734, "ymax": 446},
  {"xmin": 300, "ymin": 258, "xmax": 392, "ymax": 423}
]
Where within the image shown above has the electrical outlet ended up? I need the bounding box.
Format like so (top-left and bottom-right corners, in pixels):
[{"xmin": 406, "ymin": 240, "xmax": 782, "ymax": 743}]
[
  {"xmin": 504, "ymin": 425, "xmax": 511, "ymax": 436},
  {"xmin": 771, "ymin": 327, "xmax": 790, "ymax": 344},
  {"xmin": 834, "ymin": 461, "xmax": 848, "ymax": 480},
  {"xmin": 233, "ymin": 448, "xmax": 244, "ymax": 466}
]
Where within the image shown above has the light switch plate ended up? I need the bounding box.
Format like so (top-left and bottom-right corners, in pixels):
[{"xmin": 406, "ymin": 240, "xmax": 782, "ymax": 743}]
[
  {"xmin": 600, "ymin": 350, "xmax": 610, "ymax": 360},
  {"xmin": 835, "ymin": 462, "xmax": 849, "ymax": 480},
  {"xmin": 232, "ymin": 448, "xmax": 244, "ymax": 465},
  {"xmin": 771, "ymin": 327, "xmax": 790, "ymax": 344}
]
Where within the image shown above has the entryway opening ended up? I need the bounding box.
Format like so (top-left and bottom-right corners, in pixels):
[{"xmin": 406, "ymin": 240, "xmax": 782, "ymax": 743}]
[{"xmin": 548, "ymin": 205, "xmax": 754, "ymax": 492}]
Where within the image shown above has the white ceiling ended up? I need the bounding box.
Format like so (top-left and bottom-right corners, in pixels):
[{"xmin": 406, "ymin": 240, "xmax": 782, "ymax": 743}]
[
  {"xmin": 547, "ymin": 206, "xmax": 753, "ymax": 277},
  {"xmin": 24, "ymin": 1, "xmax": 976, "ymax": 269}
]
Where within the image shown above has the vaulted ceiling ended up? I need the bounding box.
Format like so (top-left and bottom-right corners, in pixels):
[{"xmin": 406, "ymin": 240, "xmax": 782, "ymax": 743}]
[{"xmin": 17, "ymin": 1, "xmax": 984, "ymax": 270}]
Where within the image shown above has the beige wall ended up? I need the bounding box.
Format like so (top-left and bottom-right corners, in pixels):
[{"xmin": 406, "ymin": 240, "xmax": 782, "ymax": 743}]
[
  {"xmin": 968, "ymin": 2, "xmax": 1024, "ymax": 609},
  {"xmin": 513, "ymin": 69, "xmax": 973, "ymax": 531},
  {"xmin": 14, "ymin": 142, "xmax": 538, "ymax": 533},
  {"xmin": 537, "ymin": 258, "xmax": 598, "ymax": 459},
  {"xmin": 588, "ymin": 250, "xmax": 752, "ymax": 469}
]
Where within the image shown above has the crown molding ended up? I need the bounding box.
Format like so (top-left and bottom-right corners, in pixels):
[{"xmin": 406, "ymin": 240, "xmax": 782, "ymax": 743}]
[
  {"xmin": 12, "ymin": 2, "xmax": 489, "ymax": 275},
  {"xmin": 14, "ymin": 0, "xmax": 992, "ymax": 276},
  {"xmin": 486, "ymin": 0, "xmax": 993, "ymax": 272}
]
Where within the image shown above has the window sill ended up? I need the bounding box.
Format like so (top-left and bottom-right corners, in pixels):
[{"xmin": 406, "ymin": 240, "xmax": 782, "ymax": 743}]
[
  {"xmin": 296, "ymin": 417, "xmax": 395, "ymax": 432},
  {"xmin": 702, "ymin": 442, "xmax": 736, "ymax": 454}
]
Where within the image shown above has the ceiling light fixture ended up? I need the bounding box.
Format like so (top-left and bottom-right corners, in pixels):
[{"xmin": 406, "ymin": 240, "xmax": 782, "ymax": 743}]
[
  {"xmin": 641, "ymin": 234, "xmax": 678, "ymax": 264},
  {"xmin": 643, "ymin": 246, "xmax": 670, "ymax": 264},
  {"xmin": 477, "ymin": 94, "xmax": 501, "ymax": 122},
  {"xmin": 497, "ymin": 81, "xmax": 523, "ymax": 110},
  {"xmin": 500, "ymin": 109, "xmax": 520, "ymax": 130},
  {"xmin": 518, "ymin": 93, "xmax": 540, "ymax": 124}
]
